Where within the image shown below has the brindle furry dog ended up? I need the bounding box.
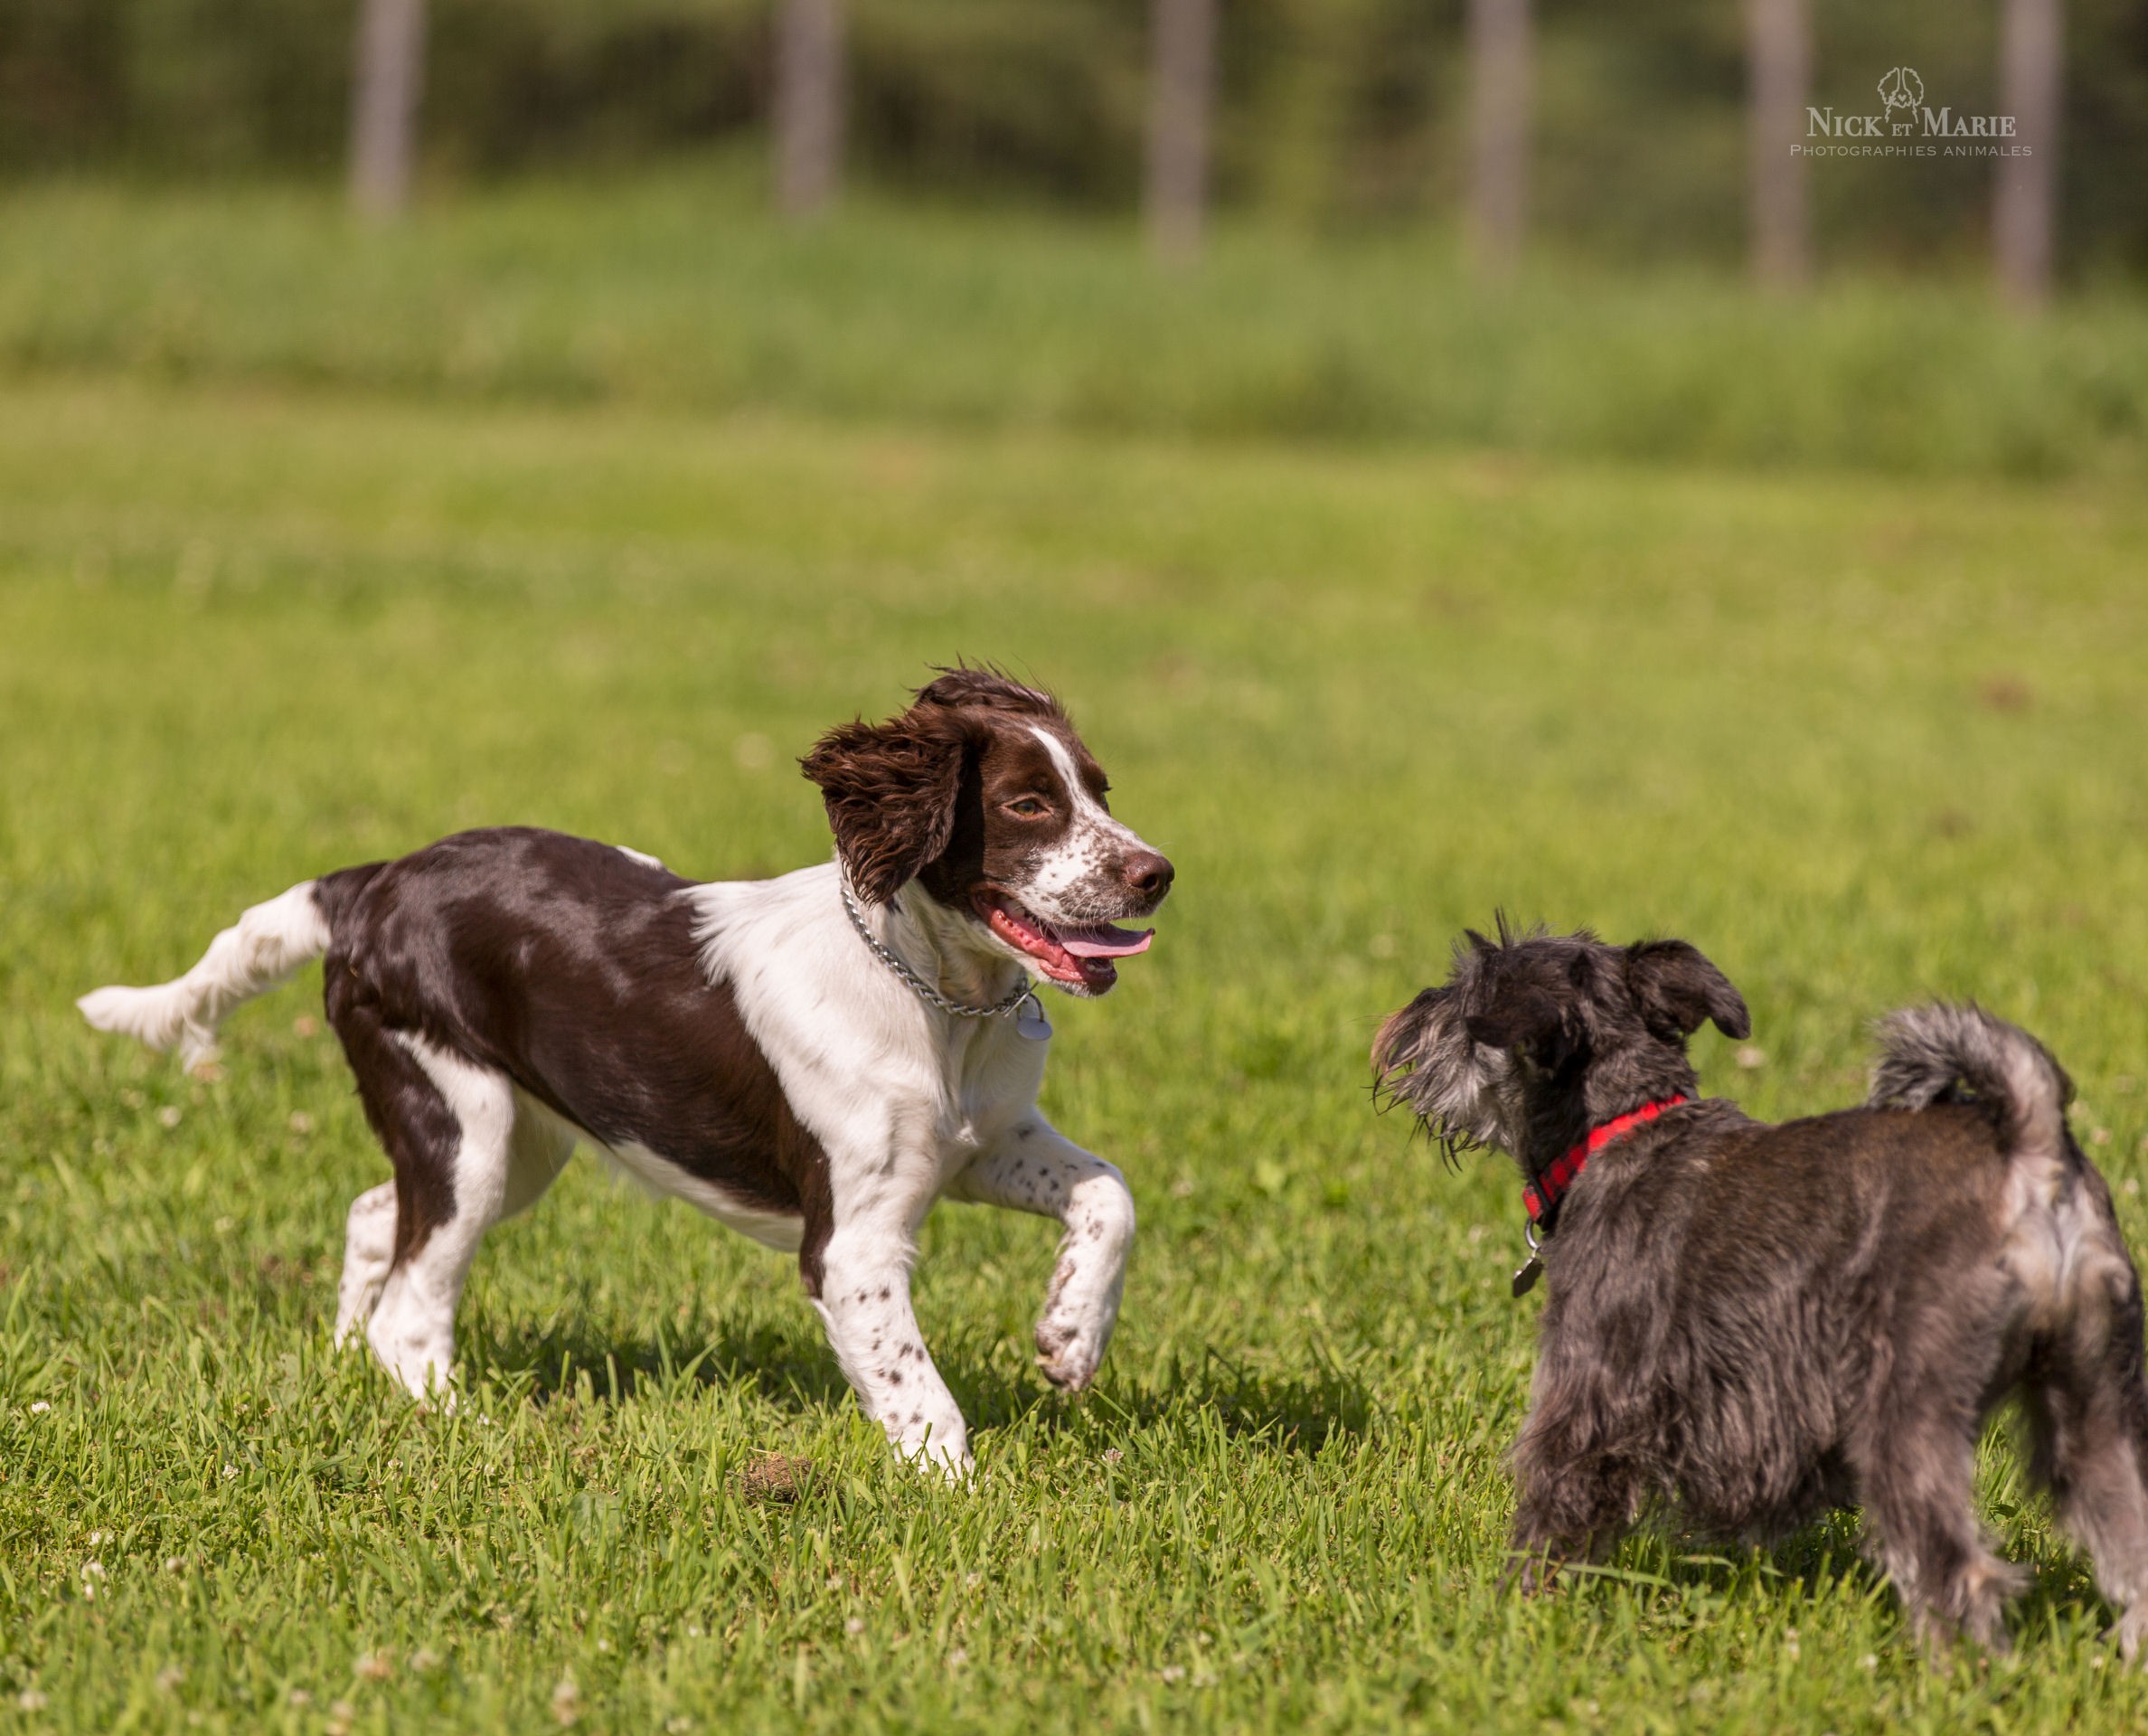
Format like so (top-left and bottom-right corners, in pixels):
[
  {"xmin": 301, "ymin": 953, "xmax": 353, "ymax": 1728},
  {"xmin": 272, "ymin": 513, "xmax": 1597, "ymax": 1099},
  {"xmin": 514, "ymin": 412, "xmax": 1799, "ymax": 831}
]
[{"xmin": 1374, "ymin": 924, "xmax": 2148, "ymax": 1658}]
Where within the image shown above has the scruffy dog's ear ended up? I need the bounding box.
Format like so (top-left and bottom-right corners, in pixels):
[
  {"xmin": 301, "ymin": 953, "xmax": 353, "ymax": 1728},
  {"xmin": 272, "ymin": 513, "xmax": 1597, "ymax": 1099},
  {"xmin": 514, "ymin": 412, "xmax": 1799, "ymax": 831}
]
[
  {"xmin": 800, "ymin": 708, "xmax": 966, "ymax": 903},
  {"xmin": 1625, "ymin": 940, "xmax": 1750, "ymax": 1041}
]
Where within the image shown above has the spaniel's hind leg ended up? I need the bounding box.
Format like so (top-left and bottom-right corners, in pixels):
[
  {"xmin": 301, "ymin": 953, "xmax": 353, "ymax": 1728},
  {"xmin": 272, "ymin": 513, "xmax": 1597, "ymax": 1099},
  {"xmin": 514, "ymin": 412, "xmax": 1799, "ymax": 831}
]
[
  {"xmin": 327, "ymin": 999, "xmax": 528, "ymax": 1402},
  {"xmin": 333, "ymin": 1182, "xmax": 398, "ymax": 1344},
  {"xmin": 334, "ymin": 1097, "xmax": 570, "ymax": 1349}
]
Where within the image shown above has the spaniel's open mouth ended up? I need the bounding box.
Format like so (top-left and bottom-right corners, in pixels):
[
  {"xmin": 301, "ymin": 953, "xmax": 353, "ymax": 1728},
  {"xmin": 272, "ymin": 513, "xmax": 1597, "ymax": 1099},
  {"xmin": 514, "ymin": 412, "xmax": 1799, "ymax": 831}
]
[{"xmin": 973, "ymin": 892, "xmax": 1154, "ymax": 993}]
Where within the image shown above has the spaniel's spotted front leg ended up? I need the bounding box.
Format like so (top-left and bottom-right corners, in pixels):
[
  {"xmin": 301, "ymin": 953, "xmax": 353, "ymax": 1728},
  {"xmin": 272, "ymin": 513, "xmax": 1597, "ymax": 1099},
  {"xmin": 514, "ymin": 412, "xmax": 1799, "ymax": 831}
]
[
  {"xmin": 811, "ymin": 1217, "xmax": 972, "ymax": 1474},
  {"xmin": 950, "ymin": 1115, "xmax": 1136, "ymax": 1392}
]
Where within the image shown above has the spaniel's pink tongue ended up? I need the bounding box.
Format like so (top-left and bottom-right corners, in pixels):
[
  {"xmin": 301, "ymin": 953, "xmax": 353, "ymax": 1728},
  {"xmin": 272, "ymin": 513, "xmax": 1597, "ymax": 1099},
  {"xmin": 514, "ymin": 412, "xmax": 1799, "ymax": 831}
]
[{"xmin": 1057, "ymin": 924, "xmax": 1155, "ymax": 959}]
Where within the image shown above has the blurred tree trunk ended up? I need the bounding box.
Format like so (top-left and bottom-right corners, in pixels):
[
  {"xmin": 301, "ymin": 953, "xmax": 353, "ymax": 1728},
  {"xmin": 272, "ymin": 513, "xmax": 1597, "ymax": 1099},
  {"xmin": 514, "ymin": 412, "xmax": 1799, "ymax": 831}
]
[
  {"xmin": 1146, "ymin": 0, "xmax": 1218, "ymax": 263},
  {"xmin": 1261, "ymin": 0, "xmax": 1371, "ymax": 224},
  {"xmin": 775, "ymin": 0, "xmax": 843, "ymax": 221},
  {"xmin": 348, "ymin": 0, "xmax": 426, "ymax": 220},
  {"xmin": 1466, "ymin": 0, "xmax": 1531, "ymax": 276},
  {"xmin": 1993, "ymin": 0, "xmax": 2062, "ymax": 309},
  {"xmin": 1746, "ymin": 0, "xmax": 1811, "ymax": 288}
]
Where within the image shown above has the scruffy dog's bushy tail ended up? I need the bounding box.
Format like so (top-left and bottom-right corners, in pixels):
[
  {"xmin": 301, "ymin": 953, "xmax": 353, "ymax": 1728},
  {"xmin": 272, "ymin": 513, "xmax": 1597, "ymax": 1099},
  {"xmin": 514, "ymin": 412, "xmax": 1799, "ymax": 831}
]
[{"xmin": 1869, "ymin": 1003, "xmax": 2071, "ymax": 1166}]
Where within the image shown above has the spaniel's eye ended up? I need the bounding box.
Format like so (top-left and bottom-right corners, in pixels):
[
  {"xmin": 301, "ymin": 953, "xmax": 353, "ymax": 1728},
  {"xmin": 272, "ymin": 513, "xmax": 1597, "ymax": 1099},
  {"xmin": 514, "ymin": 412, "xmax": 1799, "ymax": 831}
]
[{"xmin": 1006, "ymin": 797, "xmax": 1050, "ymax": 818}]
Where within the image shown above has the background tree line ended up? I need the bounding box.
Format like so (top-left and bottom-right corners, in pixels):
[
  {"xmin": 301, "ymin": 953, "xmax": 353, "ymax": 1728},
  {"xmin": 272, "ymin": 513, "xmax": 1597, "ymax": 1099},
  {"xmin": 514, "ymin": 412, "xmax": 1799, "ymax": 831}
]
[{"xmin": 6, "ymin": 0, "xmax": 2147, "ymax": 278}]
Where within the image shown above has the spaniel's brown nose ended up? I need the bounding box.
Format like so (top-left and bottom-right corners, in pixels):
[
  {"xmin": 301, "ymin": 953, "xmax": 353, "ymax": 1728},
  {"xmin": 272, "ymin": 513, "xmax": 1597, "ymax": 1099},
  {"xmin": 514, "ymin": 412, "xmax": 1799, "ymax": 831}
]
[{"xmin": 1123, "ymin": 851, "xmax": 1174, "ymax": 900}]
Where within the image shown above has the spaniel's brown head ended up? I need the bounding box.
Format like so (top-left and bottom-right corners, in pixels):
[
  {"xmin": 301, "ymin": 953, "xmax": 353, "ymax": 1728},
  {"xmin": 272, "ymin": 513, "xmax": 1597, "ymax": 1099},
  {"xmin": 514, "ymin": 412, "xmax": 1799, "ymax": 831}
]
[{"xmin": 801, "ymin": 669, "xmax": 1173, "ymax": 995}]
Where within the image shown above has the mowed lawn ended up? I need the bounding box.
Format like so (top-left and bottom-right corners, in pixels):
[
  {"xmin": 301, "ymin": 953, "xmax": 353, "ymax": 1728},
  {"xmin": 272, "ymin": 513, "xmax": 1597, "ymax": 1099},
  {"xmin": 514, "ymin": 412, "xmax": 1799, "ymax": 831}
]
[{"xmin": 3, "ymin": 377, "xmax": 2147, "ymax": 1733}]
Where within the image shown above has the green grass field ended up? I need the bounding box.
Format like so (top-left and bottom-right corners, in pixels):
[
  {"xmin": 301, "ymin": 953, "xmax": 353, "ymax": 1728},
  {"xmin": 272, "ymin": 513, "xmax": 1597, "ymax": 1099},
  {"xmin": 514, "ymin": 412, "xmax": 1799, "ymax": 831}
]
[
  {"xmin": 2, "ymin": 351, "xmax": 2147, "ymax": 1733},
  {"xmin": 6, "ymin": 174, "xmax": 2148, "ymax": 479}
]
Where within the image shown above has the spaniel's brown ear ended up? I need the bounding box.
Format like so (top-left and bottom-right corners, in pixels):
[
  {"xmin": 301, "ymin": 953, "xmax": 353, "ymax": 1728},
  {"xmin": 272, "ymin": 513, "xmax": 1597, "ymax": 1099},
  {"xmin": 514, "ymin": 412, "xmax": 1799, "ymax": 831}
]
[
  {"xmin": 1625, "ymin": 939, "xmax": 1750, "ymax": 1041},
  {"xmin": 913, "ymin": 666, "xmax": 1064, "ymax": 720},
  {"xmin": 800, "ymin": 709, "xmax": 966, "ymax": 903}
]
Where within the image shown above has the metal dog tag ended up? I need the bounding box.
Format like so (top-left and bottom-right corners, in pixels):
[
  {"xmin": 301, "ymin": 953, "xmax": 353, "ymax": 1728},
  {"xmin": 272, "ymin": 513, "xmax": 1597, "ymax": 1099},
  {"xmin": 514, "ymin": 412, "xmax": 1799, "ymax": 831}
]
[
  {"xmin": 1511, "ymin": 1255, "xmax": 1543, "ymax": 1297},
  {"xmin": 1015, "ymin": 993, "xmax": 1052, "ymax": 1042}
]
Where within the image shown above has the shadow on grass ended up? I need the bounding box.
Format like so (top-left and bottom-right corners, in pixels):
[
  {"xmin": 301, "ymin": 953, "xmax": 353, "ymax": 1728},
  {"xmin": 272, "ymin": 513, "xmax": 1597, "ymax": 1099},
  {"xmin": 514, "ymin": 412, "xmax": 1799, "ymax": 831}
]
[
  {"xmin": 1088, "ymin": 1344, "xmax": 1373, "ymax": 1449},
  {"xmin": 1590, "ymin": 1516, "xmax": 1881, "ymax": 1604},
  {"xmin": 466, "ymin": 1316, "xmax": 1371, "ymax": 1453},
  {"xmin": 1593, "ymin": 1512, "xmax": 2123, "ymax": 1653},
  {"xmin": 466, "ymin": 1312, "xmax": 851, "ymax": 1411}
]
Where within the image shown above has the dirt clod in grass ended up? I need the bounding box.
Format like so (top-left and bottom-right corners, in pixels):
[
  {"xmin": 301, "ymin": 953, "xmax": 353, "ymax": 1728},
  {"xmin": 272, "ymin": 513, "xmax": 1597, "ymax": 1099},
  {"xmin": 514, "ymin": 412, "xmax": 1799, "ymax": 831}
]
[
  {"xmin": 737, "ymin": 1452, "xmax": 815, "ymax": 1505},
  {"xmin": 1978, "ymin": 675, "xmax": 2033, "ymax": 712}
]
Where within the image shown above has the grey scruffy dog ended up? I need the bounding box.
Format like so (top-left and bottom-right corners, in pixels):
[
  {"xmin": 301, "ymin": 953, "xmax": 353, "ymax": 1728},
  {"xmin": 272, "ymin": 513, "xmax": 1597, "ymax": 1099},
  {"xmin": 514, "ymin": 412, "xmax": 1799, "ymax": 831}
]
[{"xmin": 1374, "ymin": 922, "xmax": 2148, "ymax": 1658}]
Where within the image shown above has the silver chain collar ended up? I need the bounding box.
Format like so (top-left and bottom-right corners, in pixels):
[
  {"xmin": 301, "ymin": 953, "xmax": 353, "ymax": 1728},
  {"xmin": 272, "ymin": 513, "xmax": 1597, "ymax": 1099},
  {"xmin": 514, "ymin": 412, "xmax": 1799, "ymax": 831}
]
[{"xmin": 839, "ymin": 878, "xmax": 1037, "ymax": 1020}]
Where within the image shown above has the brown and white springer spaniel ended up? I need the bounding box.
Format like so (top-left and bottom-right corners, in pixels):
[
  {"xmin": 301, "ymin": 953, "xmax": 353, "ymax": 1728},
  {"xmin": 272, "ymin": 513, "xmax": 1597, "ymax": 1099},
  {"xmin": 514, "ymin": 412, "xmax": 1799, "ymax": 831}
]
[{"xmin": 79, "ymin": 670, "xmax": 1173, "ymax": 1470}]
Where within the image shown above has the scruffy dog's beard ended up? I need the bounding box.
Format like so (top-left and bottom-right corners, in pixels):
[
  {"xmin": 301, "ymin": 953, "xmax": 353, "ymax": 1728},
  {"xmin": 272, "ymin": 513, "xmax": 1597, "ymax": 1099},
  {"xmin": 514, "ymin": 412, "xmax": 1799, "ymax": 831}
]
[{"xmin": 1377, "ymin": 927, "xmax": 2148, "ymax": 1664}]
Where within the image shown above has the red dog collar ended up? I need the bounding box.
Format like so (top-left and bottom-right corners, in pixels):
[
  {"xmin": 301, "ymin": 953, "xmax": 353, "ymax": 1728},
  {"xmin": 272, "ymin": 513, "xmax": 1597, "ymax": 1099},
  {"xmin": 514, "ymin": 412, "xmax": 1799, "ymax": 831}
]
[{"xmin": 1522, "ymin": 1095, "xmax": 1690, "ymax": 1228}]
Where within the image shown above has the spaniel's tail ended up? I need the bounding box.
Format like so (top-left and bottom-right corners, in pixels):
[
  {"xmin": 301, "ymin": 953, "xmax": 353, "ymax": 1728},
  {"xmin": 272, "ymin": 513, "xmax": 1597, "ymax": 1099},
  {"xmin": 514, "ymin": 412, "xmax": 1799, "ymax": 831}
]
[{"xmin": 78, "ymin": 881, "xmax": 335, "ymax": 1069}]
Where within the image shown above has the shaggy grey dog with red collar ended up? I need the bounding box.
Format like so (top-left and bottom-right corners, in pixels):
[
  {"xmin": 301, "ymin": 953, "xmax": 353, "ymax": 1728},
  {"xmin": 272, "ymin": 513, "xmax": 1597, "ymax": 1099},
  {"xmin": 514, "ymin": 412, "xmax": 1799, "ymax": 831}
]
[
  {"xmin": 79, "ymin": 670, "xmax": 1173, "ymax": 1471},
  {"xmin": 1375, "ymin": 924, "xmax": 2148, "ymax": 1658}
]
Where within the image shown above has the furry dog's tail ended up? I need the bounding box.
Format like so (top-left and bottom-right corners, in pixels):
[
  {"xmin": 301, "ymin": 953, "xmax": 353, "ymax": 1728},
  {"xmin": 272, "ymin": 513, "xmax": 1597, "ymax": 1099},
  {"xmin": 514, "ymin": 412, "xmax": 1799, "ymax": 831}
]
[
  {"xmin": 78, "ymin": 881, "xmax": 337, "ymax": 1069},
  {"xmin": 1869, "ymin": 1002, "xmax": 2071, "ymax": 1168}
]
